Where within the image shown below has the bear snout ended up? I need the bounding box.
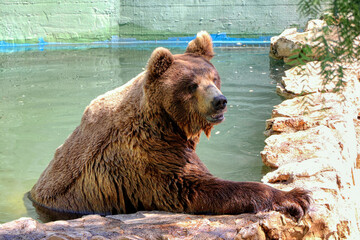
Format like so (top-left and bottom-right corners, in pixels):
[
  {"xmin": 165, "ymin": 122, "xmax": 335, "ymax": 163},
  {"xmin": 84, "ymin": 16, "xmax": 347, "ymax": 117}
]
[
  {"xmin": 212, "ymin": 95, "xmax": 227, "ymax": 111},
  {"xmin": 205, "ymin": 94, "xmax": 227, "ymax": 124}
]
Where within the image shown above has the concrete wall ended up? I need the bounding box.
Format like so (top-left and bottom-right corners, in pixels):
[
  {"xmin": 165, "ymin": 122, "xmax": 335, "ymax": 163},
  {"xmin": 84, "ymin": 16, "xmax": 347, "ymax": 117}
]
[
  {"xmin": 0, "ymin": 0, "xmax": 120, "ymax": 43},
  {"xmin": 0, "ymin": 0, "xmax": 310, "ymax": 43},
  {"xmin": 120, "ymin": 0, "xmax": 309, "ymax": 39}
]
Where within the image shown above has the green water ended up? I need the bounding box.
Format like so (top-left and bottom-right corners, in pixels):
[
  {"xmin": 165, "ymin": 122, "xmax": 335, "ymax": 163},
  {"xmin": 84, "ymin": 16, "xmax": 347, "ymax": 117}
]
[{"xmin": 0, "ymin": 46, "xmax": 284, "ymax": 223}]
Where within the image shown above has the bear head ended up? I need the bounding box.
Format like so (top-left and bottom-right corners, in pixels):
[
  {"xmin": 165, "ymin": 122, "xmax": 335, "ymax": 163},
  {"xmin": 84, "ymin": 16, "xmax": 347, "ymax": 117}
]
[{"xmin": 144, "ymin": 31, "xmax": 227, "ymax": 140}]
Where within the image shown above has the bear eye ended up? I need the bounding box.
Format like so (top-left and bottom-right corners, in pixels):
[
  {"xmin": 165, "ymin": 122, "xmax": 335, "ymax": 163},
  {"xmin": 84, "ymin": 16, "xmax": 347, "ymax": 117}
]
[{"xmin": 188, "ymin": 83, "xmax": 198, "ymax": 93}]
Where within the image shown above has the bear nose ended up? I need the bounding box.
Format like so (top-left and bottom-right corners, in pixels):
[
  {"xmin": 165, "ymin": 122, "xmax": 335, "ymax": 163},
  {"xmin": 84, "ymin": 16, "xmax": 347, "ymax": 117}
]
[{"xmin": 212, "ymin": 95, "xmax": 227, "ymax": 110}]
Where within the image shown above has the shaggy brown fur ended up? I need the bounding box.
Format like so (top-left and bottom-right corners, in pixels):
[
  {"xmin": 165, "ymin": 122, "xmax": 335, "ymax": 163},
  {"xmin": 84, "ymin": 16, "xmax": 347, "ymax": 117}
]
[{"xmin": 30, "ymin": 31, "xmax": 311, "ymax": 221}]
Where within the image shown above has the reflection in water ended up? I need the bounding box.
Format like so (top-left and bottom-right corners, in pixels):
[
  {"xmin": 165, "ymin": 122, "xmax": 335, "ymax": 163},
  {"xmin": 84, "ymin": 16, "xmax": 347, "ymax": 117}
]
[
  {"xmin": 0, "ymin": 47, "xmax": 285, "ymax": 223},
  {"xmin": 269, "ymin": 57, "xmax": 291, "ymax": 83}
]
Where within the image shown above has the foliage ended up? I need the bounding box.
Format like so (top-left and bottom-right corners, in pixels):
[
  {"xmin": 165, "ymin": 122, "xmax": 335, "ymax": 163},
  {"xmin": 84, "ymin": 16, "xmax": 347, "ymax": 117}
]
[{"xmin": 296, "ymin": 0, "xmax": 360, "ymax": 92}]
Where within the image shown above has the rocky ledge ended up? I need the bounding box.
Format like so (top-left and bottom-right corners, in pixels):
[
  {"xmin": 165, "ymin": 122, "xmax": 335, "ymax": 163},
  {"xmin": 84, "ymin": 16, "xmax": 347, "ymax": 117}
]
[
  {"xmin": 2, "ymin": 27, "xmax": 360, "ymax": 239},
  {"xmin": 261, "ymin": 58, "xmax": 360, "ymax": 239},
  {"xmin": 0, "ymin": 211, "xmax": 310, "ymax": 240}
]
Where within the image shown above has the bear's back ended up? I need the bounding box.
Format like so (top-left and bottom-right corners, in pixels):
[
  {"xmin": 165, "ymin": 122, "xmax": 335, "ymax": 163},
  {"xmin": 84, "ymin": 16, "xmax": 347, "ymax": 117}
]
[
  {"xmin": 30, "ymin": 72, "xmax": 147, "ymax": 204},
  {"xmin": 82, "ymin": 71, "xmax": 146, "ymax": 127}
]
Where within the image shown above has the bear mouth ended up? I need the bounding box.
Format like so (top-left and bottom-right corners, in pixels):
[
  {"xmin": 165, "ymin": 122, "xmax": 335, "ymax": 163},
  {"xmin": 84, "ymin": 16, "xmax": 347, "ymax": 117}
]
[{"xmin": 206, "ymin": 113, "xmax": 225, "ymax": 123}]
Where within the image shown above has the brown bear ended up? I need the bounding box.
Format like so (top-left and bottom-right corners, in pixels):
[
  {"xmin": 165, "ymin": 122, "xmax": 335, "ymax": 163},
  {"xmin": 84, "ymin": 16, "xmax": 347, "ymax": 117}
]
[{"xmin": 30, "ymin": 31, "xmax": 310, "ymax": 221}]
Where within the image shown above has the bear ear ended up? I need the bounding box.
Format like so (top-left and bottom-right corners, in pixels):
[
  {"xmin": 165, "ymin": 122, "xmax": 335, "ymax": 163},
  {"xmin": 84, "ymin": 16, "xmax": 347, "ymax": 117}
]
[
  {"xmin": 147, "ymin": 47, "xmax": 174, "ymax": 79},
  {"xmin": 185, "ymin": 31, "xmax": 214, "ymax": 61}
]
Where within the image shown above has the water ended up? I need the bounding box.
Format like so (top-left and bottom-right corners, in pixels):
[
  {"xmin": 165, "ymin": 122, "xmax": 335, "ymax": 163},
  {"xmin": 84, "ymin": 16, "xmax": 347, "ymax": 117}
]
[{"xmin": 0, "ymin": 46, "xmax": 284, "ymax": 223}]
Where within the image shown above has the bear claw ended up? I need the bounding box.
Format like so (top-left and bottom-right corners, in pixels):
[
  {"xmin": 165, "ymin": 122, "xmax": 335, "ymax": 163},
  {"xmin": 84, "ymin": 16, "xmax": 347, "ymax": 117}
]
[{"xmin": 275, "ymin": 188, "xmax": 312, "ymax": 221}]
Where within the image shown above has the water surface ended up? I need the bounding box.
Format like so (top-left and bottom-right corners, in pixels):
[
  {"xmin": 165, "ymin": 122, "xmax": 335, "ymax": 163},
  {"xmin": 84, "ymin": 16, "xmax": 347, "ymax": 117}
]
[{"xmin": 0, "ymin": 46, "xmax": 283, "ymax": 223}]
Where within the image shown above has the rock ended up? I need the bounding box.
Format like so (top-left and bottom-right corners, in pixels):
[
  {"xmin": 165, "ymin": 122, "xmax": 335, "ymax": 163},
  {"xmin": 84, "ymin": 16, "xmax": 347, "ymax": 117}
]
[
  {"xmin": 269, "ymin": 19, "xmax": 339, "ymax": 63},
  {"xmin": 276, "ymin": 61, "xmax": 360, "ymax": 99},
  {"xmin": 355, "ymin": 119, "xmax": 360, "ymax": 168},
  {"xmin": 265, "ymin": 77, "xmax": 360, "ymax": 136},
  {"xmin": 258, "ymin": 212, "xmax": 308, "ymax": 239},
  {"xmin": 0, "ymin": 217, "xmax": 46, "ymax": 240},
  {"xmin": 278, "ymin": 61, "xmax": 326, "ymax": 97},
  {"xmin": 0, "ymin": 211, "xmax": 309, "ymax": 240},
  {"xmin": 262, "ymin": 155, "xmax": 359, "ymax": 239},
  {"xmin": 237, "ymin": 222, "xmax": 266, "ymax": 240},
  {"xmin": 265, "ymin": 41, "xmax": 360, "ymax": 238},
  {"xmin": 261, "ymin": 125, "xmax": 343, "ymax": 168},
  {"xmin": 0, "ymin": 215, "xmax": 123, "ymax": 240},
  {"xmin": 236, "ymin": 212, "xmax": 308, "ymax": 240},
  {"xmin": 304, "ymin": 19, "xmax": 327, "ymax": 32},
  {"xmin": 263, "ymin": 157, "xmax": 338, "ymax": 183},
  {"xmin": 270, "ymin": 36, "xmax": 302, "ymax": 60},
  {"xmin": 269, "ymin": 28, "xmax": 310, "ymax": 61},
  {"xmin": 264, "ymin": 115, "xmax": 320, "ymax": 136},
  {"xmin": 271, "ymin": 92, "xmax": 346, "ymax": 118}
]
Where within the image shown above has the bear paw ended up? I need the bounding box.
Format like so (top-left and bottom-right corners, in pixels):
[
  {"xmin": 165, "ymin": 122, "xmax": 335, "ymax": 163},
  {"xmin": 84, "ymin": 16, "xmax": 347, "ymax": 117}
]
[{"xmin": 273, "ymin": 188, "xmax": 312, "ymax": 221}]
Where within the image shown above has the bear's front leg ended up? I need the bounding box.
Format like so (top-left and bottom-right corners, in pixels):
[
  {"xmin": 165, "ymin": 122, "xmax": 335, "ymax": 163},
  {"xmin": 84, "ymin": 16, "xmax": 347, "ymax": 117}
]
[{"xmin": 185, "ymin": 178, "xmax": 311, "ymax": 221}]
